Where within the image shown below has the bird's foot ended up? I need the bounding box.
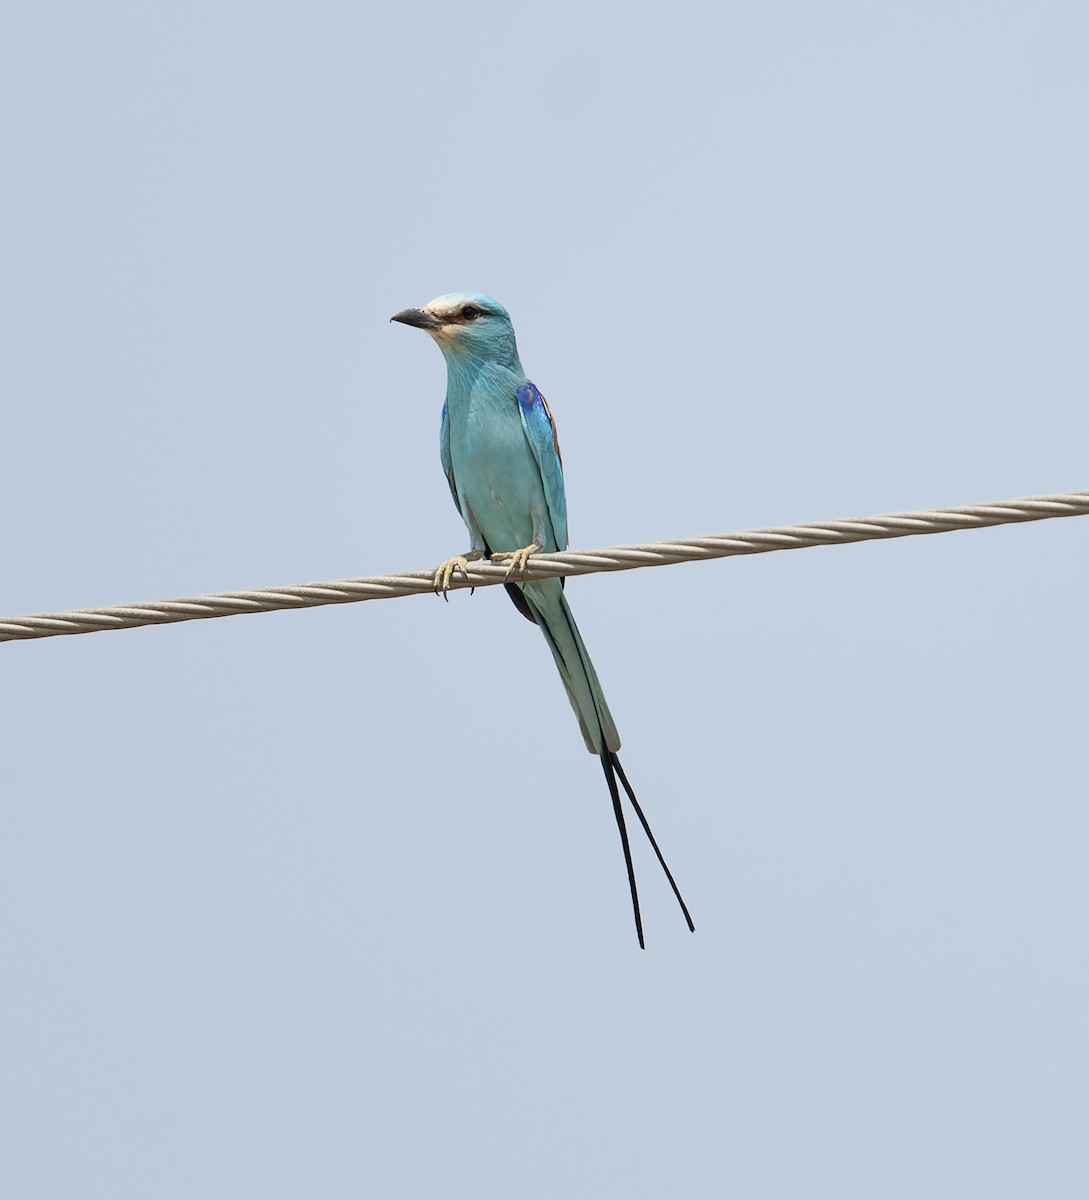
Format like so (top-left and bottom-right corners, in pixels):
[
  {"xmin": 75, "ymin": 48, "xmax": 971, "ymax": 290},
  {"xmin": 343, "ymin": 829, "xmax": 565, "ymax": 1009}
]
[
  {"xmin": 491, "ymin": 542, "xmax": 541, "ymax": 579},
  {"xmin": 433, "ymin": 551, "xmax": 483, "ymax": 600}
]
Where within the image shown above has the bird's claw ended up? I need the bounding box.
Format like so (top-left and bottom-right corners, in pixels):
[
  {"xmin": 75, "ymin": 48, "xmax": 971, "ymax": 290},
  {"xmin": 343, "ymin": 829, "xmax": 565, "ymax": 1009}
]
[
  {"xmin": 433, "ymin": 556, "xmax": 470, "ymax": 599},
  {"xmin": 433, "ymin": 551, "xmax": 484, "ymax": 599},
  {"xmin": 491, "ymin": 542, "xmax": 541, "ymax": 579}
]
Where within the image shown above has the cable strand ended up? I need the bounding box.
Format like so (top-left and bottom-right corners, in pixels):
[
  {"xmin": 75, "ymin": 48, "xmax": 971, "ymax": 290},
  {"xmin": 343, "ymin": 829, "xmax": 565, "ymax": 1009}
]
[{"xmin": 2, "ymin": 489, "xmax": 1086, "ymax": 644}]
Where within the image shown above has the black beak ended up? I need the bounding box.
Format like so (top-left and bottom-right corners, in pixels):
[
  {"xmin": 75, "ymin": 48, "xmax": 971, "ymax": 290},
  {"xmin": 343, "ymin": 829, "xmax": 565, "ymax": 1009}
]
[{"xmin": 390, "ymin": 307, "xmax": 443, "ymax": 331}]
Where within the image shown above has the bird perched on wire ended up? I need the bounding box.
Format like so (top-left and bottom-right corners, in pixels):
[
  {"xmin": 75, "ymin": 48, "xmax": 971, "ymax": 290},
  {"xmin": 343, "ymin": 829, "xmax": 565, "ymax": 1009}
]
[{"xmin": 391, "ymin": 293, "xmax": 693, "ymax": 947}]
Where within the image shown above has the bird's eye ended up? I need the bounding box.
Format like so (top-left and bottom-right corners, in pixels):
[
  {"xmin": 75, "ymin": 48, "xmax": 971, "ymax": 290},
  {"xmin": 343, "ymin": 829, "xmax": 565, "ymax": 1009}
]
[{"xmin": 460, "ymin": 305, "xmax": 481, "ymax": 321}]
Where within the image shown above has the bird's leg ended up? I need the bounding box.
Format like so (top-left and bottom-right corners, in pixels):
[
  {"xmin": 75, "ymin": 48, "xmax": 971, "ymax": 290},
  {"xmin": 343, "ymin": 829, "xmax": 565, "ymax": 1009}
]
[
  {"xmin": 492, "ymin": 514, "xmax": 548, "ymax": 580},
  {"xmin": 490, "ymin": 542, "xmax": 541, "ymax": 579},
  {"xmin": 433, "ymin": 549, "xmax": 483, "ymax": 599}
]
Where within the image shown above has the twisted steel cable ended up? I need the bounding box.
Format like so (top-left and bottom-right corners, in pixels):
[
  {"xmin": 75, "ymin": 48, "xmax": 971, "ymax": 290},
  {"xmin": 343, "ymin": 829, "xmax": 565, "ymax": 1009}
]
[{"xmin": 2, "ymin": 490, "xmax": 1086, "ymax": 644}]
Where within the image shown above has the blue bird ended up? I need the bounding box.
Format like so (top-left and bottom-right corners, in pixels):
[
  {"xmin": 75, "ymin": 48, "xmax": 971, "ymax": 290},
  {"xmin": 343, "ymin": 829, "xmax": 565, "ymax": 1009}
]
[{"xmin": 392, "ymin": 293, "xmax": 693, "ymax": 947}]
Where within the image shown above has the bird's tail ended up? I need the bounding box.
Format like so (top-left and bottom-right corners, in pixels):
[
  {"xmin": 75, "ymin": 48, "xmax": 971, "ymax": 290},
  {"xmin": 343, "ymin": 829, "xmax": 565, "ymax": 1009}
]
[
  {"xmin": 519, "ymin": 579, "xmax": 619, "ymax": 757},
  {"xmin": 518, "ymin": 578, "xmax": 694, "ymax": 947}
]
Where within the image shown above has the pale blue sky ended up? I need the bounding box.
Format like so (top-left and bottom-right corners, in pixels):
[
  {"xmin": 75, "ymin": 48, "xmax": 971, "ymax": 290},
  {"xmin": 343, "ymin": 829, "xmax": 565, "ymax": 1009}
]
[{"xmin": 2, "ymin": 3, "xmax": 1087, "ymax": 1197}]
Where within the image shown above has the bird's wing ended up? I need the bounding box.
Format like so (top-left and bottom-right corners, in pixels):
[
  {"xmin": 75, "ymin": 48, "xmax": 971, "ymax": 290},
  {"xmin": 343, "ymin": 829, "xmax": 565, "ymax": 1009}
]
[
  {"xmin": 517, "ymin": 381, "xmax": 568, "ymax": 550},
  {"xmin": 439, "ymin": 399, "xmax": 463, "ymax": 515}
]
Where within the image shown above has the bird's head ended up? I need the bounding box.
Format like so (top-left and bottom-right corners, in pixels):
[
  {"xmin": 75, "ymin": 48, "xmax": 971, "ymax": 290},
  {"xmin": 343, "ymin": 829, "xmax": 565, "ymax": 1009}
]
[{"xmin": 390, "ymin": 292, "xmax": 522, "ymax": 372}]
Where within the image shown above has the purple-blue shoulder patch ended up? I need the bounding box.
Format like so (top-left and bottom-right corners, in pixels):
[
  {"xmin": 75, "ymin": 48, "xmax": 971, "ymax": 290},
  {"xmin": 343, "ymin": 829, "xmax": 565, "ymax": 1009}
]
[{"xmin": 518, "ymin": 382, "xmax": 541, "ymax": 413}]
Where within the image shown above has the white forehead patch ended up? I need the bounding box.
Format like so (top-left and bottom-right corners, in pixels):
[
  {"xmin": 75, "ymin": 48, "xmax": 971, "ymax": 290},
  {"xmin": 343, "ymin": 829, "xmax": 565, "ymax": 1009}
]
[{"xmin": 424, "ymin": 296, "xmax": 482, "ymax": 322}]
